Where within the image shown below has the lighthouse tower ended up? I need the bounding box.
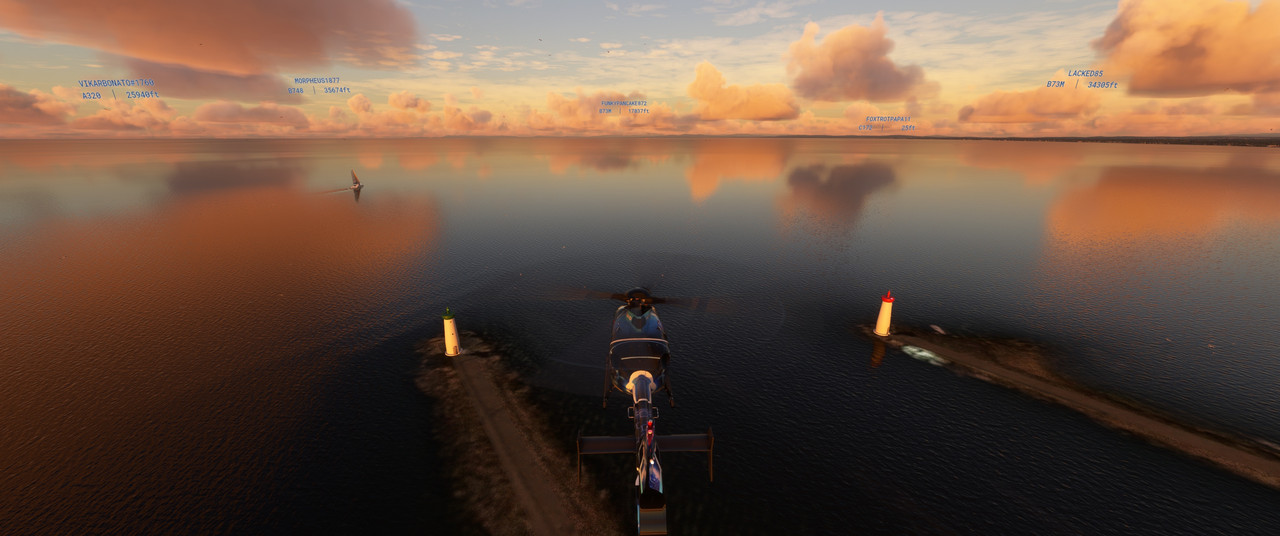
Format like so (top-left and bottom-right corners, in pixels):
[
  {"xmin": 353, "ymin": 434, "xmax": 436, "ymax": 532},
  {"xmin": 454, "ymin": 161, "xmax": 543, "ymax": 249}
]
[
  {"xmin": 443, "ymin": 308, "xmax": 461, "ymax": 356},
  {"xmin": 873, "ymin": 291, "xmax": 894, "ymax": 337}
]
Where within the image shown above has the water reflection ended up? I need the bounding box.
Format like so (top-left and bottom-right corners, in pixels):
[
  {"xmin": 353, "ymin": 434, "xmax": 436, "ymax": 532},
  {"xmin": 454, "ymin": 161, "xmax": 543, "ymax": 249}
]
[
  {"xmin": 1048, "ymin": 164, "xmax": 1280, "ymax": 242},
  {"xmin": 684, "ymin": 138, "xmax": 792, "ymax": 202},
  {"xmin": 166, "ymin": 160, "xmax": 304, "ymax": 195},
  {"xmin": 0, "ymin": 182, "xmax": 440, "ymax": 527},
  {"xmin": 871, "ymin": 338, "xmax": 886, "ymax": 368},
  {"xmin": 539, "ymin": 138, "xmax": 673, "ymax": 174},
  {"xmin": 958, "ymin": 140, "xmax": 1086, "ymax": 185},
  {"xmin": 779, "ymin": 162, "xmax": 896, "ymax": 226}
]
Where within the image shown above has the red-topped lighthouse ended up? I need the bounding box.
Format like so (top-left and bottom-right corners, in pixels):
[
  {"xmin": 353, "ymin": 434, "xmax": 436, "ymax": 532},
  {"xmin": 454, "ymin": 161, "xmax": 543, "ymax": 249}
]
[{"xmin": 874, "ymin": 291, "xmax": 894, "ymax": 336}]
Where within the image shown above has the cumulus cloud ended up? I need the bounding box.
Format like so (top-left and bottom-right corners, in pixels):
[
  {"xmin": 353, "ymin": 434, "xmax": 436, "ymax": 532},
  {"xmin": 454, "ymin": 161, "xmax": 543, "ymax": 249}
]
[
  {"xmin": 1093, "ymin": 0, "xmax": 1280, "ymax": 97},
  {"xmin": 470, "ymin": 86, "xmax": 484, "ymax": 100},
  {"xmin": 688, "ymin": 62, "xmax": 799, "ymax": 121},
  {"xmin": 0, "ymin": 0, "xmax": 419, "ymax": 75},
  {"xmin": 0, "ymin": 85, "xmax": 74, "ymax": 125},
  {"xmin": 526, "ymin": 89, "xmax": 691, "ymax": 133},
  {"xmin": 787, "ymin": 14, "xmax": 935, "ymax": 102},
  {"xmin": 72, "ymin": 99, "xmax": 178, "ymax": 131},
  {"xmin": 958, "ymin": 87, "xmax": 1101, "ymax": 123},
  {"xmin": 193, "ymin": 101, "xmax": 309, "ymax": 129},
  {"xmin": 388, "ymin": 91, "xmax": 431, "ymax": 112}
]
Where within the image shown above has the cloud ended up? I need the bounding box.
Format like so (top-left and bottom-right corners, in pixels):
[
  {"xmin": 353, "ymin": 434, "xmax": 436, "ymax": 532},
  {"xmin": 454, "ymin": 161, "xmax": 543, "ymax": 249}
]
[
  {"xmin": 388, "ymin": 91, "xmax": 432, "ymax": 112},
  {"xmin": 525, "ymin": 89, "xmax": 692, "ymax": 133},
  {"xmin": 571, "ymin": 37, "xmax": 591, "ymax": 43},
  {"xmin": 712, "ymin": 1, "xmax": 805, "ymax": 26},
  {"xmin": 470, "ymin": 86, "xmax": 484, "ymax": 100},
  {"xmin": 72, "ymin": 99, "xmax": 178, "ymax": 131},
  {"xmin": 193, "ymin": 101, "xmax": 309, "ymax": 129},
  {"xmin": 1093, "ymin": 0, "xmax": 1280, "ymax": 97},
  {"xmin": 430, "ymin": 34, "xmax": 462, "ymax": 42},
  {"xmin": 0, "ymin": 85, "xmax": 73, "ymax": 125},
  {"xmin": 1250, "ymin": 92, "xmax": 1280, "ymax": 115},
  {"xmin": 606, "ymin": 3, "xmax": 666, "ymax": 16},
  {"xmin": 787, "ymin": 14, "xmax": 935, "ymax": 102},
  {"xmin": 958, "ymin": 87, "xmax": 1100, "ymax": 123},
  {"xmin": 122, "ymin": 58, "xmax": 300, "ymax": 103},
  {"xmin": 0, "ymin": 0, "xmax": 419, "ymax": 75},
  {"xmin": 348, "ymin": 94, "xmax": 374, "ymax": 115},
  {"xmin": 441, "ymin": 103, "xmax": 495, "ymax": 131},
  {"xmin": 687, "ymin": 62, "xmax": 799, "ymax": 121}
]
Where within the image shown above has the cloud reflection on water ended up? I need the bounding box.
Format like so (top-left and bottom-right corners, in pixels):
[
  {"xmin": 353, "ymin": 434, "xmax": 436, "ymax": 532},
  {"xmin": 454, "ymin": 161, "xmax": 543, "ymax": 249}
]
[{"xmin": 779, "ymin": 162, "xmax": 897, "ymax": 226}]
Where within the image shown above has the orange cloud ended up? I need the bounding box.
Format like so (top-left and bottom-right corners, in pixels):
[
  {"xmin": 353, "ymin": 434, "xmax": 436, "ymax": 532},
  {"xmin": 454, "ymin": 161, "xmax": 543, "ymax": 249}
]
[
  {"xmin": 787, "ymin": 14, "xmax": 935, "ymax": 102},
  {"xmin": 122, "ymin": 58, "xmax": 300, "ymax": 103},
  {"xmin": 688, "ymin": 62, "xmax": 798, "ymax": 121},
  {"xmin": 959, "ymin": 87, "xmax": 1100, "ymax": 123},
  {"xmin": 0, "ymin": 0, "xmax": 418, "ymax": 76},
  {"xmin": 388, "ymin": 91, "xmax": 432, "ymax": 112},
  {"xmin": 1093, "ymin": 0, "xmax": 1280, "ymax": 97},
  {"xmin": 72, "ymin": 99, "xmax": 178, "ymax": 131},
  {"xmin": 344, "ymin": 93, "xmax": 430, "ymax": 135},
  {"xmin": 193, "ymin": 101, "xmax": 309, "ymax": 129},
  {"xmin": 0, "ymin": 85, "xmax": 73, "ymax": 125},
  {"xmin": 527, "ymin": 89, "xmax": 691, "ymax": 134}
]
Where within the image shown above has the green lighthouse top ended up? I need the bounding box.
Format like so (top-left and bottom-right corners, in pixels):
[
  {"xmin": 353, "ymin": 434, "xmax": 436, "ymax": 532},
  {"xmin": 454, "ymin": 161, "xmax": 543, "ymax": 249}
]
[{"xmin": 442, "ymin": 307, "xmax": 455, "ymax": 320}]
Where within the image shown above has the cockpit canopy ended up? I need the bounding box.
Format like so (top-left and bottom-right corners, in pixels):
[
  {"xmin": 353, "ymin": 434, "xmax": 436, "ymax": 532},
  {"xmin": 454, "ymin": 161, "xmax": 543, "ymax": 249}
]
[{"xmin": 612, "ymin": 305, "xmax": 666, "ymax": 341}]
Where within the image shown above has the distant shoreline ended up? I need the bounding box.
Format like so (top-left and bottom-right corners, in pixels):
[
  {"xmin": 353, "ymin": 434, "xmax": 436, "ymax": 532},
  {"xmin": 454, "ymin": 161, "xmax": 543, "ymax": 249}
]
[{"xmin": 866, "ymin": 324, "xmax": 1280, "ymax": 490}]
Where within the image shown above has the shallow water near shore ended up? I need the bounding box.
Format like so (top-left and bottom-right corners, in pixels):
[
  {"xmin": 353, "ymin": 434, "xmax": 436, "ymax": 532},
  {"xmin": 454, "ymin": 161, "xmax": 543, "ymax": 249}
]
[{"xmin": 2, "ymin": 137, "xmax": 1280, "ymax": 533}]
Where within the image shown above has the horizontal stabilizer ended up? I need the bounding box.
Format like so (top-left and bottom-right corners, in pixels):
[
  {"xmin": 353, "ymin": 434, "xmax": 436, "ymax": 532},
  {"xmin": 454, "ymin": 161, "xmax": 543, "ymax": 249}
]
[
  {"xmin": 657, "ymin": 431, "xmax": 712, "ymax": 452},
  {"xmin": 579, "ymin": 435, "xmax": 634, "ymax": 455},
  {"xmin": 576, "ymin": 428, "xmax": 714, "ymax": 482}
]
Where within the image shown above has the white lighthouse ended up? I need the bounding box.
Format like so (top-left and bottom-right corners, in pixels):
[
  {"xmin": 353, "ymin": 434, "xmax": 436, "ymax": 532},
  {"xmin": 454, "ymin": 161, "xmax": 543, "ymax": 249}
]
[
  {"xmin": 443, "ymin": 308, "xmax": 461, "ymax": 356},
  {"xmin": 873, "ymin": 291, "xmax": 894, "ymax": 337}
]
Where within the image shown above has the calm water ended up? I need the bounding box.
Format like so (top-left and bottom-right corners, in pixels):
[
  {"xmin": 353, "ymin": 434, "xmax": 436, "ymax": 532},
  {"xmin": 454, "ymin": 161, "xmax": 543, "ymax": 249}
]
[{"xmin": 2, "ymin": 138, "xmax": 1279, "ymax": 534}]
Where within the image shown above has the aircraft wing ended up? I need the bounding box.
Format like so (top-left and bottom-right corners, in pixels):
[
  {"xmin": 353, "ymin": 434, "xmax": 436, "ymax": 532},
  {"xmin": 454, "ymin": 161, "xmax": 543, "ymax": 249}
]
[{"xmin": 351, "ymin": 170, "xmax": 360, "ymax": 185}]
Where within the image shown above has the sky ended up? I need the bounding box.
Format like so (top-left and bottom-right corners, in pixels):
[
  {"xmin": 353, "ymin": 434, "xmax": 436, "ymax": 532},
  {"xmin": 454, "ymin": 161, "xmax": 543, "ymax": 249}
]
[{"xmin": 0, "ymin": 0, "xmax": 1277, "ymax": 138}]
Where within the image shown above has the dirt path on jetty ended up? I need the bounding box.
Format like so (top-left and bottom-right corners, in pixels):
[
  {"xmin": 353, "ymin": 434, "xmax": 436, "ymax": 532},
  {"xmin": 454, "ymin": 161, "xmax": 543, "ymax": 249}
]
[
  {"xmin": 870, "ymin": 325, "xmax": 1280, "ymax": 490},
  {"xmin": 417, "ymin": 332, "xmax": 626, "ymax": 536}
]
